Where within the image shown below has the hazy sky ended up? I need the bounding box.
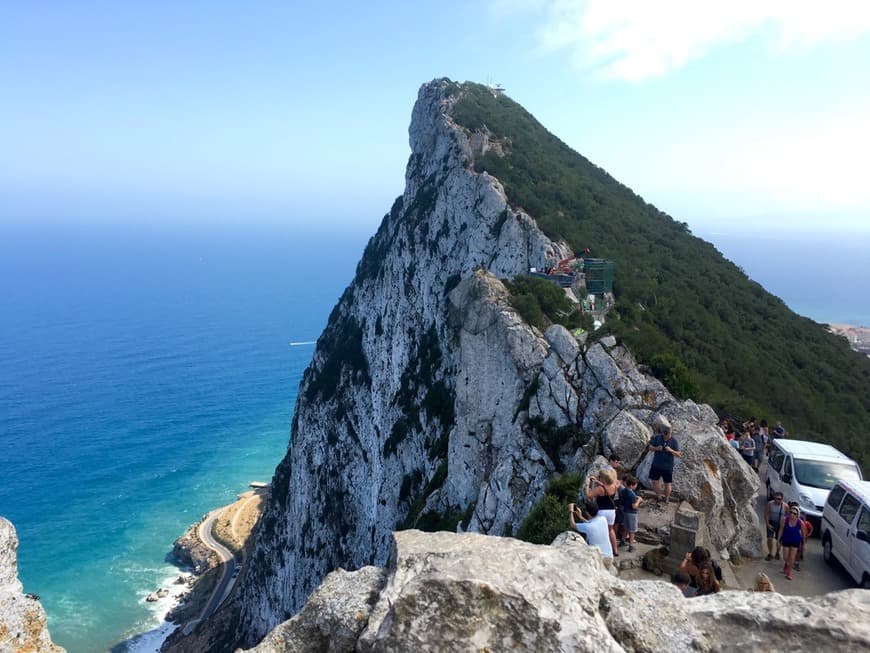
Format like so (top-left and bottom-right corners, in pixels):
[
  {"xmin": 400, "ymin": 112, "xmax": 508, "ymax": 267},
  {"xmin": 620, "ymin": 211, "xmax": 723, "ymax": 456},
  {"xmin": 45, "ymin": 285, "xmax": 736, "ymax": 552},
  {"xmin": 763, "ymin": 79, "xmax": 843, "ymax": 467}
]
[{"xmin": 3, "ymin": 1, "xmax": 870, "ymax": 234}]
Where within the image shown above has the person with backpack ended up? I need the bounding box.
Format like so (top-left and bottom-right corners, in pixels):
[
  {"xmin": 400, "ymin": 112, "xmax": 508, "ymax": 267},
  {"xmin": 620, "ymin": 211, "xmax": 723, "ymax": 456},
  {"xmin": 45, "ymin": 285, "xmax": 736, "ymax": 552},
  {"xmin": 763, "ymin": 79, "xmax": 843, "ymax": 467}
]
[{"xmin": 764, "ymin": 492, "xmax": 787, "ymax": 560}]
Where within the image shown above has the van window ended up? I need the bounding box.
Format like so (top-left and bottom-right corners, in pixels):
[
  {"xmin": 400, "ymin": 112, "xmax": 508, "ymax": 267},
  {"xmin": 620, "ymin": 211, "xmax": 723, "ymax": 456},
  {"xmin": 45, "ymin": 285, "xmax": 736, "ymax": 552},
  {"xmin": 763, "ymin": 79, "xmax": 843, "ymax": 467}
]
[
  {"xmin": 839, "ymin": 494, "xmax": 861, "ymax": 525},
  {"xmin": 827, "ymin": 485, "xmax": 847, "ymax": 510},
  {"xmin": 794, "ymin": 460, "xmax": 862, "ymax": 490},
  {"xmin": 783, "ymin": 457, "xmax": 793, "ymax": 478},
  {"xmin": 769, "ymin": 449, "xmax": 784, "ymax": 473},
  {"xmin": 858, "ymin": 508, "xmax": 870, "ymax": 537}
]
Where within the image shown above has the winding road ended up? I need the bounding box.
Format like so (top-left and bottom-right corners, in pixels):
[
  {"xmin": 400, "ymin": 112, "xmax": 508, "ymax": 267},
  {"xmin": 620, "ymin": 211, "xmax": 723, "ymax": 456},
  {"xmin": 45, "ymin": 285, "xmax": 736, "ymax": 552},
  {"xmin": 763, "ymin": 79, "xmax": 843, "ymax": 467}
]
[
  {"xmin": 181, "ymin": 509, "xmax": 237, "ymax": 636},
  {"xmin": 180, "ymin": 491, "xmax": 265, "ymax": 636}
]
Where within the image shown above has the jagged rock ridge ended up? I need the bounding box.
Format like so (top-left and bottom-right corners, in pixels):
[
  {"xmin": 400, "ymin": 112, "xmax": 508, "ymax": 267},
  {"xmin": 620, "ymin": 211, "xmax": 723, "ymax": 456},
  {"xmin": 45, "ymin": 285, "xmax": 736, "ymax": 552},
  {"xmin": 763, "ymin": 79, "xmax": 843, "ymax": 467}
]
[{"xmin": 227, "ymin": 79, "xmax": 761, "ymax": 649}]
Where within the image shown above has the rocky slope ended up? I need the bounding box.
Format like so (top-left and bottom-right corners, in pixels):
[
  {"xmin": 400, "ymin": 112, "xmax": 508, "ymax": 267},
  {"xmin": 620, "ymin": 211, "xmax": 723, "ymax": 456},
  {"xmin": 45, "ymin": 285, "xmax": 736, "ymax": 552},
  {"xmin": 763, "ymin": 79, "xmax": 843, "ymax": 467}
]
[
  {"xmin": 222, "ymin": 80, "xmax": 762, "ymax": 649},
  {"xmin": 243, "ymin": 530, "xmax": 870, "ymax": 653},
  {"xmin": 171, "ymin": 516, "xmax": 218, "ymax": 575},
  {"xmin": 0, "ymin": 517, "xmax": 64, "ymax": 653}
]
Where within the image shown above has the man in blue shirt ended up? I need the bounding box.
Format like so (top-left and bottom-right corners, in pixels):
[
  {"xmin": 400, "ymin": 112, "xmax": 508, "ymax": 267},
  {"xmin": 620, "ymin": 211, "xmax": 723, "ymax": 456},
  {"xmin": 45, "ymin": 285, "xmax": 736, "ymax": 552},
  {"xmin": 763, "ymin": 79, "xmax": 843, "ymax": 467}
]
[
  {"xmin": 569, "ymin": 501, "xmax": 613, "ymax": 561},
  {"xmin": 647, "ymin": 426, "xmax": 681, "ymax": 504}
]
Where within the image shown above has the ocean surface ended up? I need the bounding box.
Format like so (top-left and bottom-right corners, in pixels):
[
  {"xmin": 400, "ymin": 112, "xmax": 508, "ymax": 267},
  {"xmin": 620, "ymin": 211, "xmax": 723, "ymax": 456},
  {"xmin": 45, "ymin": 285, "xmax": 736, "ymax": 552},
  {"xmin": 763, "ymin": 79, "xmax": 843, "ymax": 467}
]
[
  {"xmin": 701, "ymin": 228, "xmax": 870, "ymax": 327},
  {"xmin": 0, "ymin": 219, "xmax": 867, "ymax": 652},
  {"xmin": 0, "ymin": 219, "xmax": 369, "ymax": 652}
]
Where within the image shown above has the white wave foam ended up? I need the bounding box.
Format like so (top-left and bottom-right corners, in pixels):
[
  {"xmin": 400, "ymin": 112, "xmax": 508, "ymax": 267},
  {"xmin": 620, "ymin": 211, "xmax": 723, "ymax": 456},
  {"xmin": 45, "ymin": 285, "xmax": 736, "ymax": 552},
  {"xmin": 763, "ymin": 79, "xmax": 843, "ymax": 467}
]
[
  {"xmin": 118, "ymin": 569, "xmax": 193, "ymax": 652},
  {"xmin": 122, "ymin": 620, "xmax": 178, "ymax": 653}
]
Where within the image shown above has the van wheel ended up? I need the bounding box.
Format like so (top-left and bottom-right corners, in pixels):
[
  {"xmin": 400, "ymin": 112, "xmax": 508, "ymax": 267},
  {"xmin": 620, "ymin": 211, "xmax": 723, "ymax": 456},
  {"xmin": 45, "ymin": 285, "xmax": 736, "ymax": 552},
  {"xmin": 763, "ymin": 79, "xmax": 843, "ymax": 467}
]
[{"xmin": 822, "ymin": 534, "xmax": 834, "ymax": 566}]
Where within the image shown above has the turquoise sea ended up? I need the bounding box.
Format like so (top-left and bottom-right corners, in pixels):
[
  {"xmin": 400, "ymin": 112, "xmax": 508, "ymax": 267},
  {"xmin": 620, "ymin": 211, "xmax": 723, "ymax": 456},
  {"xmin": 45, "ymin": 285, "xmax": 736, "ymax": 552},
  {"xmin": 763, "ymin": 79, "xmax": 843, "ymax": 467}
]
[
  {"xmin": 0, "ymin": 218, "xmax": 867, "ymax": 652},
  {"xmin": 0, "ymin": 219, "xmax": 369, "ymax": 652}
]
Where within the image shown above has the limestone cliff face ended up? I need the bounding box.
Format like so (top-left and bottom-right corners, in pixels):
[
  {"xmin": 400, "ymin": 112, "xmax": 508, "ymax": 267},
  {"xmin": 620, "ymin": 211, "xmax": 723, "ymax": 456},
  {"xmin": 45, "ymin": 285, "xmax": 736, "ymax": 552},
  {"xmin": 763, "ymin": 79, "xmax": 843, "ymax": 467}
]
[
  {"xmin": 232, "ymin": 80, "xmax": 760, "ymax": 647},
  {"xmin": 0, "ymin": 517, "xmax": 64, "ymax": 653}
]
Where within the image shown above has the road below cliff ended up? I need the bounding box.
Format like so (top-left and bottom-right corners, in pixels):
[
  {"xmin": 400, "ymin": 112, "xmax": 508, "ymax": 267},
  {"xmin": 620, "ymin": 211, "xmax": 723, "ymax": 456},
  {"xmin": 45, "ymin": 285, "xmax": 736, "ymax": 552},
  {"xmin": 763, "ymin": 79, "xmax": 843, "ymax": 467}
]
[{"xmin": 181, "ymin": 510, "xmax": 236, "ymax": 636}]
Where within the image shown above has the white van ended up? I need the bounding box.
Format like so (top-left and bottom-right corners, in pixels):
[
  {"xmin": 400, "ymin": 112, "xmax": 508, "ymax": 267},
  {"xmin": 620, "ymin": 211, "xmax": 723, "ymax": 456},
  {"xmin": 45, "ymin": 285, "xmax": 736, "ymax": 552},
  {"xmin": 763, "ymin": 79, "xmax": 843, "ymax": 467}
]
[
  {"xmin": 765, "ymin": 439, "xmax": 863, "ymax": 524},
  {"xmin": 821, "ymin": 480, "xmax": 870, "ymax": 588}
]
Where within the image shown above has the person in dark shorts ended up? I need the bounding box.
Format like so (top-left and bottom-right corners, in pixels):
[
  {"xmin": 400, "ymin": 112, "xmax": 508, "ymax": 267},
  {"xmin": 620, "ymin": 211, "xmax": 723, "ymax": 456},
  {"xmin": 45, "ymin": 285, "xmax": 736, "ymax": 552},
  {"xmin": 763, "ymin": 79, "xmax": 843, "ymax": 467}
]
[
  {"xmin": 778, "ymin": 505, "xmax": 804, "ymax": 580},
  {"xmin": 764, "ymin": 492, "xmax": 786, "ymax": 560},
  {"xmin": 618, "ymin": 474, "xmax": 643, "ymax": 552},
  {"xmin": 647, "ymin": 425, "xmax": 681, "ymax": 503}
]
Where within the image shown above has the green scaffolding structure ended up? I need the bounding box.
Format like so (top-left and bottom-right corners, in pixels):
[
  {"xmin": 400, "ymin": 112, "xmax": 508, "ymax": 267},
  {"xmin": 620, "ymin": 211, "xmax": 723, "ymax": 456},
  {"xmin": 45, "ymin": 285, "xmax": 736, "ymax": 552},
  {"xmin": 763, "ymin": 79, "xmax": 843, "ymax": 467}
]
[{"xmin": 583, "ymin": 258, "xmax": 614, "ymax": 295}]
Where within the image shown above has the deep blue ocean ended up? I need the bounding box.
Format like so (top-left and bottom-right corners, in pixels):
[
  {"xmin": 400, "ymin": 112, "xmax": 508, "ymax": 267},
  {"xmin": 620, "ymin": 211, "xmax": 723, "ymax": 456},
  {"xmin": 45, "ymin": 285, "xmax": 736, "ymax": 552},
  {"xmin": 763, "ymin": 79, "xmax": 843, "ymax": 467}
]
[
  {"xmin": 0, "ymin": 219, "xmax": 369, "ymax": 652},
  {"xmin": 0, "ymin": 218, "xmax": 867, "ymax": 652},
  {"xmin": 703, "ymin": 228, "xmax": 870, "ymax": 326}
]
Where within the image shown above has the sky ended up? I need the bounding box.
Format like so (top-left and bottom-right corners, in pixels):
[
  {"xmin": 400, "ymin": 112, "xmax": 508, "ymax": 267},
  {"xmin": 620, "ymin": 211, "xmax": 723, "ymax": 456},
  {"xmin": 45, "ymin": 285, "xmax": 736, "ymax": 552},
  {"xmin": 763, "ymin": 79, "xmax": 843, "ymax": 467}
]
[{"xmin": 2, "ymin": 1, "xmax": 870, "ymax": 235}]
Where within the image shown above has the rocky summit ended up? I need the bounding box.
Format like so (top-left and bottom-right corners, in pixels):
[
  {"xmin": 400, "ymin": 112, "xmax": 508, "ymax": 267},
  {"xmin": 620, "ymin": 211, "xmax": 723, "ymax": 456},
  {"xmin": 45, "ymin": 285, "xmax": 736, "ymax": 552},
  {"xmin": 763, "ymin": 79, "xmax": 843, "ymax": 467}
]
[
  {"xmin": 0, "ymin": 517, "xmax": 64, "ymax": 653},
  {"xmin": 242, "ymin": 530, "xmax": 870, "ymax": 653},
  {"xmin": 186, "ymin": 78, "xmax": 772, "ymax": 652}
]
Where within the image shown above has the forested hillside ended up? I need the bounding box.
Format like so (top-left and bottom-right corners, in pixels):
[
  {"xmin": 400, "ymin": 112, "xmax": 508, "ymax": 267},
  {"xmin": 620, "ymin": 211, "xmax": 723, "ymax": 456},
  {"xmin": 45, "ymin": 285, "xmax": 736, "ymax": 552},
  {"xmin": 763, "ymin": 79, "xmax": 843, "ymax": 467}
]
[{"xmin": 449, "ymin": 82, "xmax": 870, "ymax": 470}]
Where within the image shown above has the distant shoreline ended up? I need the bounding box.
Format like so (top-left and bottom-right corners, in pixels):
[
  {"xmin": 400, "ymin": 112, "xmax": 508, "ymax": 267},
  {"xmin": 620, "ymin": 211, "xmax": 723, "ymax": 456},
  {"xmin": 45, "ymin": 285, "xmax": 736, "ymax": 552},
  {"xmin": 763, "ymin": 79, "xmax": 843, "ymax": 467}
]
[{"xmin": 827, "ymin": 323, "xmax": 870, "ymax": 356}]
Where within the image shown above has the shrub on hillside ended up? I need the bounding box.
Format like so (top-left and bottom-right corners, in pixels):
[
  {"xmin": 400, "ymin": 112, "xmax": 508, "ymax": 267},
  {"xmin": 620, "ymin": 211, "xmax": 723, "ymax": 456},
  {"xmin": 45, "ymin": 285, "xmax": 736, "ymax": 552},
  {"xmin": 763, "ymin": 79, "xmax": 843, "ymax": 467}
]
[{"xmin": 516, "ymin": 472, "xmax": 582, "ymax": 545}]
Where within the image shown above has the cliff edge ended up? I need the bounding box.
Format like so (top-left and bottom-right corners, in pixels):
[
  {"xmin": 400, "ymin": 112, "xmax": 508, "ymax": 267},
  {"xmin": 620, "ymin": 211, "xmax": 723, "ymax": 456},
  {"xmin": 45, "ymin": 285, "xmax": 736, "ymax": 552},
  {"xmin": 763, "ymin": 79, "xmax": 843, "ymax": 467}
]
[
  {"xmin": 213, "ymin": 79, "xmax": 763, "ymax": 651},
  {"xmin": 0, "ymin": 517, "xmax": 64, "ymax": 653},
  {"xmin": 241, "ymin": 530, "xmax": 870, "ymax": 653}
]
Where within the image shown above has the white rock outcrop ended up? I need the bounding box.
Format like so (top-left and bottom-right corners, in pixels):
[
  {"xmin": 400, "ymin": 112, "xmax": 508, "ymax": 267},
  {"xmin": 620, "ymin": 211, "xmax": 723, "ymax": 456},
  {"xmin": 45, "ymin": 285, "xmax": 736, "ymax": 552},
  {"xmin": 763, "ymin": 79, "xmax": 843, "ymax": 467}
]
[
  {"xmin": 0, "ymin": 517, "xmax": 64, "ymax": 653},
  {"xmin": 228, "ymin": 80, "xmax": 763, "ymax": 648},
  {"xmin": 243, "ymin": 530, "xmax": 870, "ymax": 653}
]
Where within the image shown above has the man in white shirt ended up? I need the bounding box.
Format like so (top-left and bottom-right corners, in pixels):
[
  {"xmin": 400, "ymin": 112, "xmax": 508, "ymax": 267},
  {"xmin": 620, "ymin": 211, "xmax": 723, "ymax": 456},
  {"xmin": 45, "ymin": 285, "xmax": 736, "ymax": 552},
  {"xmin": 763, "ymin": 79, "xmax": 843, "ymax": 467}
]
[{"xmin": 569, "ymin": 501, "xmax": 614, "ymax": 560}]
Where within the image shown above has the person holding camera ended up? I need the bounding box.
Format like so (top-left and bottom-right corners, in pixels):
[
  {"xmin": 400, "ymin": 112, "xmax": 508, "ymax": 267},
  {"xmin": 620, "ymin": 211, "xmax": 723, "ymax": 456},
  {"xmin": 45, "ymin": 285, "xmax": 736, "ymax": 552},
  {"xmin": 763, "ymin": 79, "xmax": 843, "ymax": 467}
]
[
  {"xmin": 568, "ymin": 501, "xmax": 613, "ymax": 562},
  {"xmin": 647, "ymin": 425, "xmax": 681, "ymax": 504},
  {"xmin": 584, "ymin": 468, "xmax": 620, "ymax": 556}
]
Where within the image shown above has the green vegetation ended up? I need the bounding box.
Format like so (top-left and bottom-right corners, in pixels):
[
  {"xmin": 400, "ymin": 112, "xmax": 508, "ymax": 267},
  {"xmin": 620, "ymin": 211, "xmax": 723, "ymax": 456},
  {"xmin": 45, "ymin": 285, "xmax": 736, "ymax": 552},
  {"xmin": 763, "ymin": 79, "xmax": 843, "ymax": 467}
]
[
  {"xmin": 527, "ymin": 417, "xmax": 589, "ymax": 473},
  {"xmin": 415, "ymin": 501, "xmax": 476, "ymax": 533},
  {"xmin": 401, "ymin": 461, "xmax": 448, "ymax": 529},
  {"xmin": 504, "ymin": 275, "xmax": 590, "ymax": 332},
  {"xmin": 450, "ymin": 82, "xmax": 870, "ymax": 470},
  {"xmin": 386, "ymin": 326, "xmax": 456, "ymax": 458},
  {"xmin": 304, "ymin": 312, "xmax": 370, "ymax": 403},
  {"xmin": 516, "ymin": 472, "xmax": 582, "ymax": 545}
]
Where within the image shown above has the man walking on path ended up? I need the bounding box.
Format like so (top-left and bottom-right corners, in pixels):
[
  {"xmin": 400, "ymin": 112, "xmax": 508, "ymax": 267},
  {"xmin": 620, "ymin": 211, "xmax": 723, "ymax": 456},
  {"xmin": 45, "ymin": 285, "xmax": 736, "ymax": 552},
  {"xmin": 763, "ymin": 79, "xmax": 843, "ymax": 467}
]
[
  {"xmin": 647, "ymin": 424, "xmax": 681, "ymax": 504},
  {"xmin": 764, "ymin": 492, "xmax": 787, "ymax": 560}
]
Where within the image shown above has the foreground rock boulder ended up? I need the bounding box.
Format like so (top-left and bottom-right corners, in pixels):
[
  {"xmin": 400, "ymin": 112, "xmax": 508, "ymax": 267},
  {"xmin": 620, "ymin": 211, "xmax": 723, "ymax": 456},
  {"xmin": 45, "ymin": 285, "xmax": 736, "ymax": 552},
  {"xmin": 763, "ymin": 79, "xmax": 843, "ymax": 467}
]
[
  {"xmin": 243, "ymin": 530, "xmax": 869, "ymax": 653},
  {"xmin": 0, "ymin": 517, "xmax": 65, "ymax": 653}
]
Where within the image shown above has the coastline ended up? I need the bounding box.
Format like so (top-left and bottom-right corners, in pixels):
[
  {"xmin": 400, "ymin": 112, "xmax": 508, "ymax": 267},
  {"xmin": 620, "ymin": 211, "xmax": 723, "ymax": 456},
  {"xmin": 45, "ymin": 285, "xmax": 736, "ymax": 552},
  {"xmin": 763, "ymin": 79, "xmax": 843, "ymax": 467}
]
[
  {"xmin": 113, "ymin": 487, "xmax": 268, "ymax": 653},
  {"xmin": 827, "ymin": 323, "xmax": 870, "ymax": 356},
  {"xmin": 106, "ymin": 323, "xmax": 869, "ymax": 653}
]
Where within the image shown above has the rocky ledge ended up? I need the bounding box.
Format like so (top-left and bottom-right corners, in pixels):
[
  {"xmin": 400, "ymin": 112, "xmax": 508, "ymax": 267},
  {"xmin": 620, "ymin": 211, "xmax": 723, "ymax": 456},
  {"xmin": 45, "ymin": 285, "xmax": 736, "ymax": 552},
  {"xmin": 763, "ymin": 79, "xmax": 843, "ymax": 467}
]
[
  {"xmin": 243, "ymin": 529, "xmax": 869, "ymax": 653},
  {"xmin": 0, "ymin": 517, "xmax": 65, "ymax": 653},
  {"xmin": 171, "ymin": 517, "xmax": 218, "ymax": 575}
]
